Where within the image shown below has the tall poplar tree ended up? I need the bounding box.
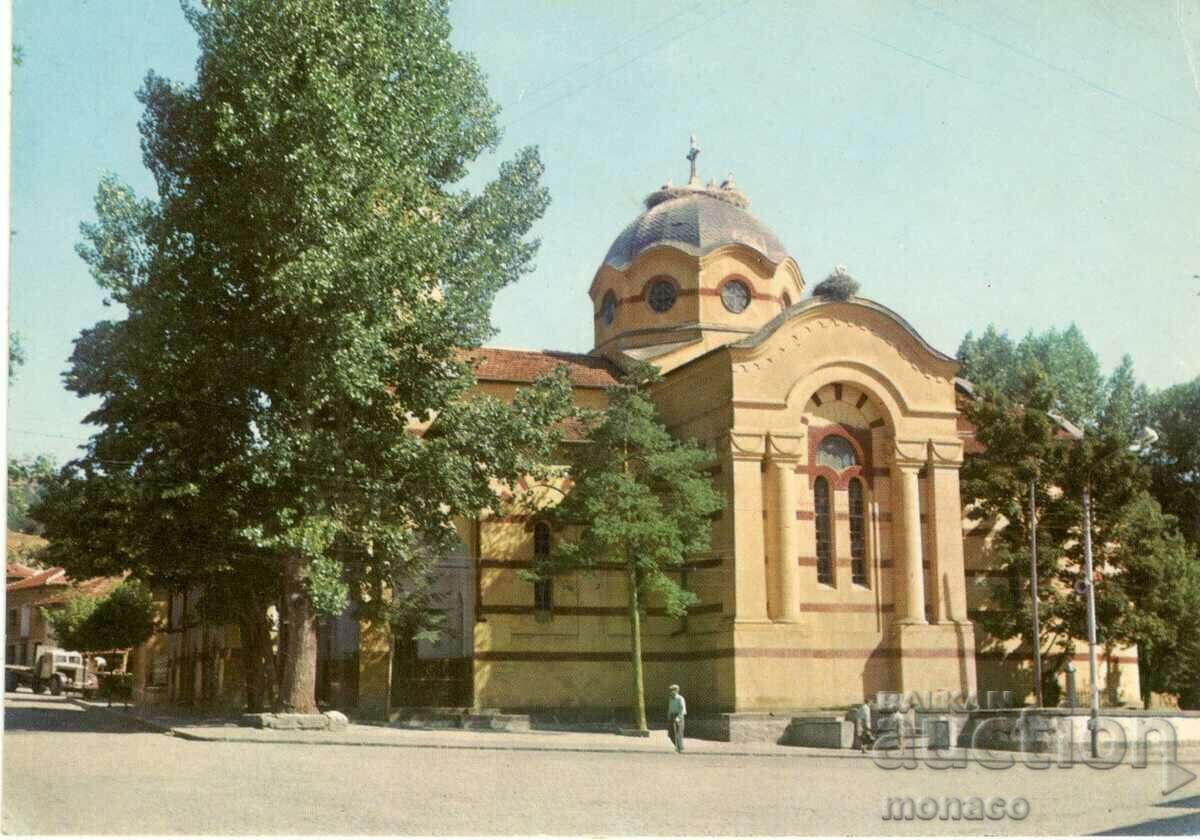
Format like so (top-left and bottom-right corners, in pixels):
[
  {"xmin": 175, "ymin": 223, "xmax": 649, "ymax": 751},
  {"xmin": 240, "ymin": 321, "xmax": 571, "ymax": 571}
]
[
  {"xmin": 543, "ymin": 364, "xmax": 724, "ymax": 731},
  {"xmin": 41, "ymin": 0, "xmax": 571, "ymax": 713}
]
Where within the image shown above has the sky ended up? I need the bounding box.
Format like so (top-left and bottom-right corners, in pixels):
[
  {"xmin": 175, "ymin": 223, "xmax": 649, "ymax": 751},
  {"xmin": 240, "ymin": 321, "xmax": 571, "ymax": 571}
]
[{"xmin": 8, "ymin": 0, "xmax": 1200, "ymax": 465}]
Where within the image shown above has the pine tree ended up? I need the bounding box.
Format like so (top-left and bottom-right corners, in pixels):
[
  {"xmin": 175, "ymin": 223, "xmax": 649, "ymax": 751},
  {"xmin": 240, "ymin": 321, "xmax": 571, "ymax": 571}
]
[{"xmin": 542, "ymin": 363, "xmax": 724, "ymax": 731}]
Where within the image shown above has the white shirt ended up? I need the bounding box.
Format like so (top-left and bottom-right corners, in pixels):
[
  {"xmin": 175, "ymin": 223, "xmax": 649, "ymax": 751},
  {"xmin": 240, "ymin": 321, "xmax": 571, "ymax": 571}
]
[{"xmin": 668, "ymin": 694, "xmax": 687, "ymax": 717}]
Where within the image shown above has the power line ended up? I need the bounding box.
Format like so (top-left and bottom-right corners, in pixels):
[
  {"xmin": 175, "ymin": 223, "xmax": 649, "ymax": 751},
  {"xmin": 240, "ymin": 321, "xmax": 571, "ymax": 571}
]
[
  {"xmin": 502, "ymin": 0, "xmax": 755, "ymax": 130},
  {"xmin": 507, "ymin": 0, "xmax": 710, "ymax": 114},
  {"xmin": 835, "ymin": 18, "xmax": 1200, "ymax": 179},
  {"xmin": 910, "ymin": 0, "xmax": 1200, "ymax": 139}
]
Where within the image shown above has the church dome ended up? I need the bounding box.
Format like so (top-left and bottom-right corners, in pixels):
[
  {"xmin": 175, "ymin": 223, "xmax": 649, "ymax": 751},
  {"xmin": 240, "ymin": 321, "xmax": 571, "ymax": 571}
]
[{"xmin": 602, "ymin": 180, "xmax": 789, "ymax": 271}]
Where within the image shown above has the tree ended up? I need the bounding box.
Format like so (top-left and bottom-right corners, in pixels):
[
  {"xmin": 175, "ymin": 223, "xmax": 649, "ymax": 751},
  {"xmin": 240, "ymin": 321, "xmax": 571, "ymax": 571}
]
[
  {"xmin": 958, "ymin": 323, "xmax": 1105, "ymax": 428},
  {"xmin": 1143, "ymin": 377, "xmax": 1200, "ymax": 544},
  {"xmin": 42, "ymin": 580, "xmax": 157, "ymax": 655},
  {"xmin": 542, "ymin": 363, "xmax": 724, "ymax": 731},
  {"xmin": 8, "ymin": 332, "xmax": 25, "ymax": 385},
  {"xmin": 42, "ymin": 593, "xmax": 100, "ymax": 654},
  {"xmin": 8, "ymin": 454, "xmax": 57, "ymax": 535},
  {"xmin": 1100, "ymin": 495, "xmax": 1200, "ymax": 707},
  {"xmin": 38, "ymin": 0, "xmax": 572, "ymax": 713},
  {"xmin": 959, "ymin": 323, "xmax": 1200, "ymax": 706}
]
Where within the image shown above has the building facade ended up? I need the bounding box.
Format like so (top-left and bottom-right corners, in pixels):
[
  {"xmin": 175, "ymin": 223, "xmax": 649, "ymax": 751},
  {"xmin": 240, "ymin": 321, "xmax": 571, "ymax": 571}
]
[
  {"xmin": 354, "ymin": 161, "xmax": 1064, "ymax": 717},
  {"xmin": 123, "ymin": 154, "xmax": 1142, "ymax": 717}
]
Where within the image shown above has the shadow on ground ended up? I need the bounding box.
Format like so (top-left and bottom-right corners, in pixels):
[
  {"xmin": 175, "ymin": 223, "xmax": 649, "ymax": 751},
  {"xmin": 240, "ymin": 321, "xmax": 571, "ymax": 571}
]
[
  {"xmin": 3, "ymin": 694, "xmax": 160, "ymax": 735},
  {"xmin": 1092, "ymin": 794, "xmax": 1200, "ymax": 835}
]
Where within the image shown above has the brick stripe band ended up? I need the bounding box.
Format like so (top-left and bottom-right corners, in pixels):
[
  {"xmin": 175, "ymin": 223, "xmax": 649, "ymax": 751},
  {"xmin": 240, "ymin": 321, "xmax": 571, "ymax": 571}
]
[
  {"xmin": 476, "ymin": 646, "xmax": 972, "ymax": 663},
  {"xmin": 480, "ymin": 603, "xmax": 723, "ymax": 617}
]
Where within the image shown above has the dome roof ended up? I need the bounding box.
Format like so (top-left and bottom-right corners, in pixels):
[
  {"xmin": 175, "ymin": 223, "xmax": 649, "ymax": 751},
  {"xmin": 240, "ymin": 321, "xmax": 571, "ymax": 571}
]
[{"xmin": 602, "ymin": 183, "xmax": 789, "ymax": 272}]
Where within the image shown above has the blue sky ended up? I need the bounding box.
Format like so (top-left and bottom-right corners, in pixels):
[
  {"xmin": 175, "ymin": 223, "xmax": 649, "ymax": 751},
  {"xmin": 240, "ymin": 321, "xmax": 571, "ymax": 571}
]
[{"xmin": 9, "ymin": 0, "xmax": 1200, "ymax": 464}]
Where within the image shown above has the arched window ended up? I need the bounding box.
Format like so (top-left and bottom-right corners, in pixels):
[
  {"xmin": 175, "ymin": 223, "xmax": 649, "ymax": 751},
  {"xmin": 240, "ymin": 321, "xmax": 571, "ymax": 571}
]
[
  {"xmin": 816, "ymin": 435, "xmax": 858, "ymax": 471},
  {"xmin": 814, "ymin": 477, "xmax": 833, "ymax": 585},
  {"xmin": 848, "ymin": 478, "xmax": 868, "ymax": 586},
  {"xmin": 600, "ymin": 291, "xmax": 617, "ymax": 326},
  {"xmin": 533, "ymin": 522, "xmax": 553, "ymax": 612}
]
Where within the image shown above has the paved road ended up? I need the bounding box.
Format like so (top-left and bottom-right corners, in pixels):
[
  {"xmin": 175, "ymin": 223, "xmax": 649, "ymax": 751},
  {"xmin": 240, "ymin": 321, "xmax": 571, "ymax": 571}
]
[{"xmin": 3, "ymin": 692, "xmax": 1199, "ymax": 835}]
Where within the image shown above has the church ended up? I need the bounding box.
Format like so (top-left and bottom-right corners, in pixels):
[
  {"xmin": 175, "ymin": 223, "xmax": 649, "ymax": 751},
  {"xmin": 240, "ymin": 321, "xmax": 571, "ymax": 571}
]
[
  {"xmin": 136, "ymin": 146, "xmax": 1142, "ymax": 718},
  {"xmin": 346, "ymin": 145, "xmax": 1139, "ymax": 720}
]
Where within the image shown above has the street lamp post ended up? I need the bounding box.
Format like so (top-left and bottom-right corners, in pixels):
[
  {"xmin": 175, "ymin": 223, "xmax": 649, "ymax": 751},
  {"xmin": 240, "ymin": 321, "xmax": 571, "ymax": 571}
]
[
  {"xmin": 1081, "ymin": 483, "xmax": 1101, "ymax": 759},
  {"xmin": 1029, "ymin": 480, "xmax": 1044, "ymax": 709}
]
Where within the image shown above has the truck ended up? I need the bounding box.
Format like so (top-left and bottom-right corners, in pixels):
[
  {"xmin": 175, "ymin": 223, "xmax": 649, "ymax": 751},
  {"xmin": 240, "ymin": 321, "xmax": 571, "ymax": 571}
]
[{"xmin": 5, "ymin": 648, "xmax": 98, "ymax": 698}]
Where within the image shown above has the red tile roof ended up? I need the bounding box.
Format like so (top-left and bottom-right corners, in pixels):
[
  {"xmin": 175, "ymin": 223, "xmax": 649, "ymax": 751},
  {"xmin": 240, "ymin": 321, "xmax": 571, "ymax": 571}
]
[
  {"xmin": 35, "ymin": 575, "xmax": 125, "ymax": 607},
  {"xmin": 468, "ymin": 348, "xmax": 620, "ymax": 389},
  {"xmin": 8, "ymin": 567, "xmax": 68, "ymax": 592},
  {"xmin": 6, "ymin": 563, "xmax": 39, "ymax": 581}
]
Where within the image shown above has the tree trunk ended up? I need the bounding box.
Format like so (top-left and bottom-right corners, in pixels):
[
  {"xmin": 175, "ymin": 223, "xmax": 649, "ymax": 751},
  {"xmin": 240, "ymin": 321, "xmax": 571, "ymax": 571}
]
[
  {"xmin": 279, "ymin": 557, "xmax": 319, "ymax": 713},
  {"xmin": 627, "ymin": 564, "xmax": 648, "ymax": 732},
  {"xmin": 239, "ymin": 602, "xmax": 273, "ymax": 713}
]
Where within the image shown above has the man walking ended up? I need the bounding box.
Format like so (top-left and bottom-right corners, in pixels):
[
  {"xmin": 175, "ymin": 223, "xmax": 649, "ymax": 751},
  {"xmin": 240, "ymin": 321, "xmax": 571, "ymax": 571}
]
[{"xmin": 667, "ymin": 684, "xmax": 687, "ymax": 752}]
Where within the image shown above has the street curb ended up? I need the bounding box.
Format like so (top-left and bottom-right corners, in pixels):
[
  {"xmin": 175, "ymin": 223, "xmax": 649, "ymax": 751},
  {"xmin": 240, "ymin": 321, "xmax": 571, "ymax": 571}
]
[
  {"xmin": 69, "ymin": 701, "xmax": 1200, "ymax": 765},
  {"xmin": 73, "ymin": 699, "xmax": 189, "ymax": 737}
]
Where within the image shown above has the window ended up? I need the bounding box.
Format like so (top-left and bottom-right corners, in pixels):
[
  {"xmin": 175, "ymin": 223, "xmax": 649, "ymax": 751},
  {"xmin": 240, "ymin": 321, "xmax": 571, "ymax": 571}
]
[
  {"xmin": 647, "ymin": 278, "xmax": 677, "ymax": 313},
  {"xmin": 600, "ymin": 291, "xmax": 617, "ymax": 326},
  {"xmin": 781, "ymin": 292, "xmax": 792, "ymax": 311},
  {"xmin": 7, "ymin": 609, "xmax": 17, "ymax": 633},
  {"xmin": 814, "ymin": 477, "xmax": 833, "ymax": 585},
  {"xmin": 19, "ymin": 606, "xmax": 30, "ymax": 637},
  {"xmin": 533, "ymin": 522, "xmax": 553, "ymax": 613},
  {"xmin": 720, "ymin": 279, "xmax": 751, "ymax": 313},
  {"xmin": 816, "ymin": 435, "xmax": 858, "ymax": 471},
  {"xmin": 849, "ymin": 478, "xmax": 868, "ymax": 586}
]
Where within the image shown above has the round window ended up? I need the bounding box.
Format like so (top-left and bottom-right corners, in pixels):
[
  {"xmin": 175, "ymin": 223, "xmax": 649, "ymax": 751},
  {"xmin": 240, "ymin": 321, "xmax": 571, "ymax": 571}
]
[
  {"xmin": 721, "ymin": 279, "xmax": 751, "ymax": 313},
  {"xmin": 647, "ymin": 279, "xmax": 677, "ymax": 313},
  {"xmin": 601, "ymin": 291, "xmax": 617, "ymax": 326}
]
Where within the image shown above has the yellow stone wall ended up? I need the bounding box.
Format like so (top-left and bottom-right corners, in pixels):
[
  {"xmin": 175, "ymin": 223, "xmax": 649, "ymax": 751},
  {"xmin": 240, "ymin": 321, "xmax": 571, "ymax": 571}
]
[{"xmin": 355, "ymin": 238, "xmax": 1138, "ymax": 716}]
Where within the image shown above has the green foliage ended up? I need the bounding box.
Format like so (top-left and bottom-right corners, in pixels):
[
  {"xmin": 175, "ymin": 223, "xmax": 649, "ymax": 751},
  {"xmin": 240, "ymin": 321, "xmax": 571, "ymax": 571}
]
[
  {"xmin": 37, "ymin": 0, "xmax": 570, "ymax": 710},
  {"xmin": 42, "ymin": 594, "xmax": 99, "ymax": 654},
  {"xmin": 958, "ymin": 323, "xmax": 1106, "ymax": 429},
  {"xmin": 8, "ymin": 332, "xmax": 25, "ymax": 385},
  {"xmin": 545, "ymin": 363, "xmax": 725, "ymax": 615},
  {"xmin": 42, "ymin": 580, "xmax": 156, "ymax": 653},
  {"xmin": 541, "ymin": 362, "xmax": 724, "ymax": 726},
  {"xmin": 7, "ymin": 454, "xmax": 57, "ymax": 535},
  {"xmin": 1143, "ymin": 377, "xmax": 1200, "ymax": 544},
  {"xmin": 959, "ymin": 322, "xmax": 1200, "ymax": 705},
  {"xmin": 85, "ymin": 580, "xmax": 158, "ymax": 651}
]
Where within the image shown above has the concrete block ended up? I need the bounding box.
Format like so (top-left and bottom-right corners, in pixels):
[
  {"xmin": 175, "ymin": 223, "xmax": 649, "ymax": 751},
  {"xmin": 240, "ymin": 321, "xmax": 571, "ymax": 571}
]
[
  {"xmin": 323, "ymin": 711, "xmax": 349, "ymax": 732},
  {"xmin": 781, "ymin": 717, "xmax": 854, "ymax": 749}
]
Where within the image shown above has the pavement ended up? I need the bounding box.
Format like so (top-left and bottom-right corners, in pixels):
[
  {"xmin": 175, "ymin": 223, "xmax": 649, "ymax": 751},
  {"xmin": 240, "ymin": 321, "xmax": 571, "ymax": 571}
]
[
  {"xmin": 68, "ymin": 696, "xmax": 1200, "ymax": 766},
  {"xmin": 5, "ymin": 691, "xmax": 1200, "ymax": 835}
]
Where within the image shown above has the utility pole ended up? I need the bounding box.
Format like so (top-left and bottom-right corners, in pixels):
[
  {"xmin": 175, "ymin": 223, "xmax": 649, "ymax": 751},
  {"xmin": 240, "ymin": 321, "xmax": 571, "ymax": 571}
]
[
  {"xmin": 1029, "ymin": 481, "xmax": 1044, "ymax": 708},
  {"xmin": 1081, "ymin": 484, "xmax": 1101, "ymax": 759}
]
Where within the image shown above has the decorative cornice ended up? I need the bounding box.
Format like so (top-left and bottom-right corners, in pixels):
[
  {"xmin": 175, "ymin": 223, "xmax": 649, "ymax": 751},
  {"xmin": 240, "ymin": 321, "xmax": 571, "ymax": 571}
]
[
  {"xmin": 766, "ymin": 431, "xmax": 805, "ymax": 461},
  {"xmin": 725, "ymin": 430, "xmax": 767, "ymax": 460},
  {"xmin": 892, "ymin": 438, "xmax": 928, "ymax": 468},
  {"xmin": 929, "ymin": 439, "xmax": 965, "ymax": 467}
]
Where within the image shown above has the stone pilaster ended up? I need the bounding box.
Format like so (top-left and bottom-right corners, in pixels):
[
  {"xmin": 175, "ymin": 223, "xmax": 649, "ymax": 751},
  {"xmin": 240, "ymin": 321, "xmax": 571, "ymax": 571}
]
[
  {"xmin": 767, "ymin": 432, "xmax": 804, "ymax": 623},
  {"xmin": 927, "ymin": 440, "xmax": 968, "ymax": 623},
  {"xmin": 726, "ymin": 430, "xmax": 769, "ymax": 622},
  {"xmin": 891, "ymin": 439, "xmax": 928, "ymax": 625}
]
